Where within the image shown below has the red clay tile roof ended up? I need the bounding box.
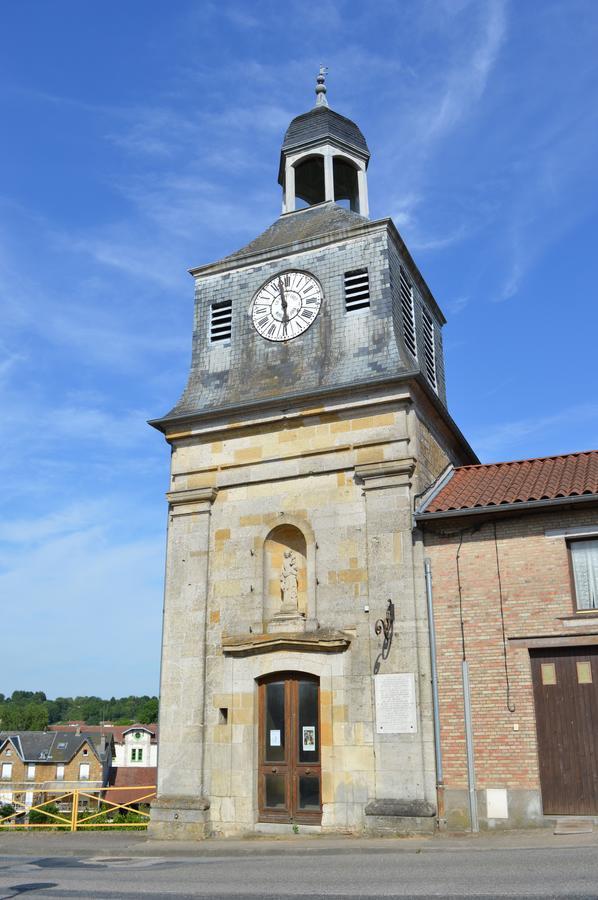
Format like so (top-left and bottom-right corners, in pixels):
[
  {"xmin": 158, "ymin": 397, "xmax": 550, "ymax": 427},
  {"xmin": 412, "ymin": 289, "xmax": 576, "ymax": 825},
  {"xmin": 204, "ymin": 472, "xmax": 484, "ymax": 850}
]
[
  {"xmin": 106, "ymin": 766, "xmax": 157, "ymax": 806},
  {"xmin": 420, "ymin": 450, "xmax": 598, "ymax": 515}
]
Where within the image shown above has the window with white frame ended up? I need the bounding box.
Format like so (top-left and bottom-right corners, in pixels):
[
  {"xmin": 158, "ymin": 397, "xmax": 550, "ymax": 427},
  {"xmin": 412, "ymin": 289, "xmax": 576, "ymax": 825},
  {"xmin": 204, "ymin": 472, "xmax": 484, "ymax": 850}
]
[
  {"xmin": 210, "ymin": 298, "xmax": 232, "ymax": 343},
  {"xmin": 344, "ymin": 268, "xmax": 370, "ymax": 312},
  {"xmin": 1, "ymin": 763, "xmax": 12, "ymax": 780},
  {"xmin": 56, "ymin": 765, "xmax": 65, "ymax": 780},
  {"xmin": 399, "ymin": 267, "xmax": 417, "ymax": 360},
  {"xmin": 421, "ymin": 307, "xmax": 437, "ymax": 391},
  {"xmin": 79, "ymin": 763, "xmax": 90, "ymax": 781},
  {"xmin": 27, "ymin": 764, "xmax": 35, "ymax": 779},
  {"xmin": 569, "ymin": 539, "xmax": 598, "ymax": 609}
]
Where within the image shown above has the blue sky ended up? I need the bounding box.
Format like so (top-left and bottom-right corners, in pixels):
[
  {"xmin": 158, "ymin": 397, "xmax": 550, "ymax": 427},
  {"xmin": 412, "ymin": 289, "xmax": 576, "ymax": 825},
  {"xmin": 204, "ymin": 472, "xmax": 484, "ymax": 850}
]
[{"xmin": 1, "ymin": 0, "xmax": 597, "ymax": 697}]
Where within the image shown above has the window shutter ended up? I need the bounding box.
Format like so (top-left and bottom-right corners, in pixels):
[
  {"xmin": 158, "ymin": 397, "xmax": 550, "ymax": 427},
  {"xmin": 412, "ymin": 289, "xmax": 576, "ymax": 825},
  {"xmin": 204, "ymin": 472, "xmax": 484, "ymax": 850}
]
[
  {"xmin": 422, "ymin": 307, "xmax": 437, "ymax": 391},
  {"xmin": 399, "ymin": 267, "xmax": 417, "ymax": 359},
  {"xmin": 210, "ymin": 299, "xmax": 232, "ymax": 343},
  {"xmin": 344, "ymin": 268, "xmax": 370, "ymax": 312}
]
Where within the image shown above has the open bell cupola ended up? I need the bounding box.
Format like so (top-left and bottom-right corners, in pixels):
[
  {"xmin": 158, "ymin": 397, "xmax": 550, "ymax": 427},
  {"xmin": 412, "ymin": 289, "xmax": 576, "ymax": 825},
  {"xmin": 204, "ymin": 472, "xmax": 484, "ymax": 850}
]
[{"xmin": 278, "ymin": 68, "xmax": 370, "ymax": 216}]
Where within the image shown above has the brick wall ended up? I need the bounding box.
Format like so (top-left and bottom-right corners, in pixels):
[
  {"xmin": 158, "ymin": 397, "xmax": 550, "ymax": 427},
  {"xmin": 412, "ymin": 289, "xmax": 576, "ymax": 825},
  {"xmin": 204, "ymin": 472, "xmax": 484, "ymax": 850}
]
[{"xmin": 423, "ymin": 505, "xmax": 598, "ymax": 793}]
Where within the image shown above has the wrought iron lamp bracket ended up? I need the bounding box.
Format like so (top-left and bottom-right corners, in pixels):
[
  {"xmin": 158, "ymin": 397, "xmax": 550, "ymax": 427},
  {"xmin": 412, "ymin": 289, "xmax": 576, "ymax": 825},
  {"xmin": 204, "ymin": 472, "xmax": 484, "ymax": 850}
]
[
  {"xmin": 373, "ymin": 599, "xmax": 395, "ymax": 674},
  {"xmin": 374, "ymin": 599, "xmax": 395, "ymax": 642}
]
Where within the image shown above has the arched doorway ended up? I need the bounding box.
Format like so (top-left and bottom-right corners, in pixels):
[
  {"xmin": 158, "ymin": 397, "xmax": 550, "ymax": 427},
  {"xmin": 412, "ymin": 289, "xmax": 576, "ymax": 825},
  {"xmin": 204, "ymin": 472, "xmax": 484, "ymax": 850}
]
[{"xmin": 257, "ymin": 672, "xmax": 321, "ymax": 824}]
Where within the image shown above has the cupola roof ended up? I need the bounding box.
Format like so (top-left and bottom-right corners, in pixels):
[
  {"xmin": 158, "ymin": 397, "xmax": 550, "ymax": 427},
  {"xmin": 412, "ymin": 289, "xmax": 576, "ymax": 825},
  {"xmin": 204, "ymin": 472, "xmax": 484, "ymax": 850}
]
[
  {"xmin": 281, "ymin": 105, "xmax": 370, "ymax": 158},
  {"xmin": 278, "ymin": 70, "xmax": 370, "ymax": 187}
]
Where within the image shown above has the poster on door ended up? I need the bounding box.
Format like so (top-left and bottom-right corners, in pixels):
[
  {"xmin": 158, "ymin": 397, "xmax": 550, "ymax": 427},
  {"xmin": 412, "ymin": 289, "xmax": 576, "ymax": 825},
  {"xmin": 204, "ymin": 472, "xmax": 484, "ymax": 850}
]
[{"xmin": 302, "ymin": 726, "xmax": 316, "ymax": 751}]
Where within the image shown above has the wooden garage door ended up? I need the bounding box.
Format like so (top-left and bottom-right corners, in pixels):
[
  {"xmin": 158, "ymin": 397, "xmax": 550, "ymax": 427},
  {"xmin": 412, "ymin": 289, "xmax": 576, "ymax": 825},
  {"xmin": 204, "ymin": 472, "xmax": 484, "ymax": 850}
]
[{"xmin": 530, "ymin": 647, "xmax": 598, "ymax": 815}]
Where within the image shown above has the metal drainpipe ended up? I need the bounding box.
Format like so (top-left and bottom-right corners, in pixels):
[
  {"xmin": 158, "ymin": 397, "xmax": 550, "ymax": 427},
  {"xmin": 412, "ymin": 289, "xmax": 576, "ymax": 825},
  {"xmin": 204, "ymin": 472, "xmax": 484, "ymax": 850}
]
[
  {"xmin": 424, "ymin": 557, "xmax": 445, "ymax": 827},
  {"xmin": 462, "ymin": 659, "xmax": 479, "ymax": 832}
]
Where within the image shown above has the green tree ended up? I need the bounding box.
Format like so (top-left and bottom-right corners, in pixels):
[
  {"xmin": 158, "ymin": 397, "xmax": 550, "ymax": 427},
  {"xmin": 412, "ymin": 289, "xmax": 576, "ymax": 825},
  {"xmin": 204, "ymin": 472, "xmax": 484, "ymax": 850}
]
[
  {"xmin": 11, "ymin": 690, "xmax": 46, "ymax": 703},
  {"xmin": 23, "ymin": 702, "xmax": 49, "ymax": 730},
  {"xmin": 1, "ymin": 691, "xmax": 159, "ymax": 729},
  {"xmin": 0, "ymin": 702, "xmax": 48, "ymax": 730},
  {"xmin": 138, "ymin": 698, "xmax": 159, "ymax": 724}
]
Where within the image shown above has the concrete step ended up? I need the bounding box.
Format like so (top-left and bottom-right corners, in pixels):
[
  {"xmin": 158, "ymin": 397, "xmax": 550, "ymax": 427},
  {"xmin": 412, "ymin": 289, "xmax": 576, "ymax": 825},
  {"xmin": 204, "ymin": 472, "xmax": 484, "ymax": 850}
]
[{"xmin": 554, "ymin": 817, "xmax": 594, "ymax": 834}]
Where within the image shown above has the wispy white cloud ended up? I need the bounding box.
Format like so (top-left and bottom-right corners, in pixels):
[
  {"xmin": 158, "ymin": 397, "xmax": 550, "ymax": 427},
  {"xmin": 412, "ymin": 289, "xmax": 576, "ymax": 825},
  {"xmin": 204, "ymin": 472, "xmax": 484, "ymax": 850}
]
[
  {"xmin": 377, "ymin": 0, "xmax": 508, "ymax": 252},
  {"xmin": 470, "ymin": 404, "xmax": 598, "ymax": 461},
  {"xmin": 414, "ymin": 0, "xmax": 506, "ymax": 145},
  {"xmin": 446, "ymin": 295, "xmax": 470, "ymax": 315},
  {"xmin": 0, "ymin": 495, "xmax": 163, "ymax": 695},
  {"xmin": 494, "ymin": 108, "xmax": 598, "ymax": 301},
  {"xmin": 0, "ymin": 500, "xmax": 109, "ymax": 545},
  {"xmin": 410, "ymin": 225, "xmax": 469, "ymax": 253}
]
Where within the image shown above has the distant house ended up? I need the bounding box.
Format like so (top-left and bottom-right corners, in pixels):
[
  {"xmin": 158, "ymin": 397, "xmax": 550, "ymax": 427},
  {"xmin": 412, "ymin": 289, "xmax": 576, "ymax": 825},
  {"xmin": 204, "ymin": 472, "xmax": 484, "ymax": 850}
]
[
  {"xmin": 48, "ymin": 723, "xmax": 158, "ymax": 767},
  {"xmin": 107, "ymin": 765, "xmax": 158, "ymax": 809},
  {"xmin": 0, "ymin": 730, "xmax": 113, "ymax": 810}
]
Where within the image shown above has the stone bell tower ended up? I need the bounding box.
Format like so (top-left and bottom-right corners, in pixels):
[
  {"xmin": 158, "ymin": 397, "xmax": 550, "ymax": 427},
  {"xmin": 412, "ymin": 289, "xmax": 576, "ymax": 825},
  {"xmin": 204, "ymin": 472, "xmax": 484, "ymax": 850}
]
[{"xmin": 148, "ymin": 72, "xmax": 477, "ymax": 840}]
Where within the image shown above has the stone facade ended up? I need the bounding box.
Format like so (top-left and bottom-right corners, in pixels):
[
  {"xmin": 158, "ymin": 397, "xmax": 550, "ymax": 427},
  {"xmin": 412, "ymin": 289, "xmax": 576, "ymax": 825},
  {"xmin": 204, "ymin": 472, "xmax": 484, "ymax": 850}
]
[
  {"xmin": 148, "ymin": 91, "xmax": 476, "ymax": 840},
  {"xmin": 420, "ymin": 505, "xmax": 598, "ymax": 830},
  {"xmin": 150, "ymin": 381, "xmax": 474, "ymax": 838}
]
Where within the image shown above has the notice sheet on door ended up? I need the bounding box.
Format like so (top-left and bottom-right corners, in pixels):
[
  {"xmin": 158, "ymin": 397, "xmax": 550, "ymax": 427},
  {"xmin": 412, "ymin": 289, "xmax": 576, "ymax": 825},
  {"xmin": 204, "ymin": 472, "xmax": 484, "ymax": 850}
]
[{"xmin": 302, "ymin": 726, "xmax": 316, "ymax": 751}]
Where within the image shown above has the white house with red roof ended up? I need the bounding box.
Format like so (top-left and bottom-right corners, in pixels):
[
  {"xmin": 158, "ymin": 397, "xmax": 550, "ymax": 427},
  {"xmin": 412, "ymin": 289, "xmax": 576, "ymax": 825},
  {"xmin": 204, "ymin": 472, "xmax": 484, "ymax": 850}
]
[{"xmin": 48, "ymin": 723, "xmax": 158, "ymax": 767}]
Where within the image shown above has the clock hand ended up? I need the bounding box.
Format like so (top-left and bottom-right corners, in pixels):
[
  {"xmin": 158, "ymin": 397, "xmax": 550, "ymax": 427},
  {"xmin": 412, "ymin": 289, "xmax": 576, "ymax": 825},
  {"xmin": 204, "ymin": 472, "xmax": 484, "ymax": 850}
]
[{"xmin": 278, "ymin": 277, "xmax": 289, "ymax": 324}]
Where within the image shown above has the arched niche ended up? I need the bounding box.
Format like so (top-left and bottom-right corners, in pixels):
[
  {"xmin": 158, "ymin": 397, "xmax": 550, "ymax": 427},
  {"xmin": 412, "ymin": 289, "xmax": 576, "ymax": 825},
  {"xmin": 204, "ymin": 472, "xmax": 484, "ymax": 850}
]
[
  {"xmin": 256, "ymin": 517, "xmax": 318, "ymax": 631},
  {"xmin": 333, "ymin": 156, "xmax": 359, "ymax": 211},
  {"xmin": 294, "ymin": 155, "xmax": 325, "ymax": 207},
  {"xmin": 264, "ymin": 524, "xmax": 307, "ymax": 621}
]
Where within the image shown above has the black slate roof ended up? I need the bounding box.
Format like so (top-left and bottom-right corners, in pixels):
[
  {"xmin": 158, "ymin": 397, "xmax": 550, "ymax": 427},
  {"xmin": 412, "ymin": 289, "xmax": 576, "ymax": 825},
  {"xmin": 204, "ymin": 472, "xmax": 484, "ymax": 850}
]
[
  {"xmin": 218, "ymin": 203, "xmax": 368, "ymax": 267},
  {"xmin": 281, "ymin": 106, "xmax": 369, "ymax": 157},
  {"xmin": 0, "ymin": 731, "xmax": 110, "ymax": 763}
]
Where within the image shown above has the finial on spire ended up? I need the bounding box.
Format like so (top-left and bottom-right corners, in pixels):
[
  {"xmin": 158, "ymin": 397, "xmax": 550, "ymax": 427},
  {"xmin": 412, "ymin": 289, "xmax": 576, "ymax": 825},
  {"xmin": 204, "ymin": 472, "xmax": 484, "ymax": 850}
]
[{"xmin": 315, "ymin": 65, "xmax": 329, "ymax": 107}]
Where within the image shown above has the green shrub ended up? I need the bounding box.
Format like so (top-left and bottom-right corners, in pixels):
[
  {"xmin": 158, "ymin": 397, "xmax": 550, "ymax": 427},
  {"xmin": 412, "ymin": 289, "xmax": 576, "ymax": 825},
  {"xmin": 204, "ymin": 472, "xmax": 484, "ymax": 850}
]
[
  {"xmin": 0, "ymin": 803, "xmax": 16, "ymax": 822},
  {"xmin": 28, "ymin": 802, "xmax": 64, "ymax": 827},
  {"xmin": 78, "ymin": 807, "xmax": 148, "ymax": 831}
]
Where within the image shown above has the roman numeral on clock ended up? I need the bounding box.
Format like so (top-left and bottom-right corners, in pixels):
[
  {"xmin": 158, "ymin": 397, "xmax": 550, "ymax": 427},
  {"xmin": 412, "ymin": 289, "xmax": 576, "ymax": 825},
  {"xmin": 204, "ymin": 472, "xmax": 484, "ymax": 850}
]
[{"xmin": 253, "ymin": 271, "xmax": 322, "ymax": 341}]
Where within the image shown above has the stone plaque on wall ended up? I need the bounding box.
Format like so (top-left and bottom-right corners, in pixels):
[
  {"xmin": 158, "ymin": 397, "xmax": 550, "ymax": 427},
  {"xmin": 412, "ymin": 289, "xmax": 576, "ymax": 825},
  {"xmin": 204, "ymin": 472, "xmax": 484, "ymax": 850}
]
[{"xmin": 374, "ymin": 673, "xmax": 417, "ymax": 734}]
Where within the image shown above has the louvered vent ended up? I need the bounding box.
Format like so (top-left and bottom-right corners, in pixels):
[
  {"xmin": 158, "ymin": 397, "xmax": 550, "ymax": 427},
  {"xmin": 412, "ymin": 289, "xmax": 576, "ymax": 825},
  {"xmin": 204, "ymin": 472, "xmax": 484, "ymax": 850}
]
[
  {"xmin": 210, "ymin": 299, "xmax": 232, "ymax": 343},
  {"xmin": 422, "ymin": 307, "xmax": 437, "ymax": 391},
  {"xmin": 399, "ymin": 266, "xmax": 417, "ymax": 359},
  {"xmin": 344, "ymin": 268, "xmax": 370, "ymax": 312}
]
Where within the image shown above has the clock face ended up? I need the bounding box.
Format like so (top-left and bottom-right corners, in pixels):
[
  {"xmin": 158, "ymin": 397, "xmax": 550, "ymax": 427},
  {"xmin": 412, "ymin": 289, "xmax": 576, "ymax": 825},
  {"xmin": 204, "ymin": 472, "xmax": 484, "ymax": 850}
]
[{"xmin": 251, "ymin": 271, "xmax": 322, "ymax": 342}]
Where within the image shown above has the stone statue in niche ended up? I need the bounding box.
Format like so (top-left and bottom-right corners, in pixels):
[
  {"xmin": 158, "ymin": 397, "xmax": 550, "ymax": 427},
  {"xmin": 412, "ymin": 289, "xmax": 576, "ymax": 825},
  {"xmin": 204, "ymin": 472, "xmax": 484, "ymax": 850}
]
[{"xmin": 280, "ymin": 550, "xmax": 299, "ymax": 610}]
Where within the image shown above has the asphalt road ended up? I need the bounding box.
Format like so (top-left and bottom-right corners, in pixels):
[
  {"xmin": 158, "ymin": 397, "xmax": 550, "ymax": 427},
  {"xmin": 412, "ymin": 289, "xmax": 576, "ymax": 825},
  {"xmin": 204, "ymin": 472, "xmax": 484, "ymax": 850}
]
[{"xmin": 1, "ymin": 842, "xmax": 598, "ymax": 899}]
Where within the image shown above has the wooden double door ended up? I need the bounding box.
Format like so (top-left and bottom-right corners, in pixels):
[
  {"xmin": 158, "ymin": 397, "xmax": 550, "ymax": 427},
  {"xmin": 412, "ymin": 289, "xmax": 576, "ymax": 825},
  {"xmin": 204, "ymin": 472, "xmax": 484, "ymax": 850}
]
[
  {"xmin": 530, "ymin": 647, "xmax": 598, "ymax": 815},
  {"xmin": 258, "ymin": 673, "xmax": 321, "ymax": 824}
]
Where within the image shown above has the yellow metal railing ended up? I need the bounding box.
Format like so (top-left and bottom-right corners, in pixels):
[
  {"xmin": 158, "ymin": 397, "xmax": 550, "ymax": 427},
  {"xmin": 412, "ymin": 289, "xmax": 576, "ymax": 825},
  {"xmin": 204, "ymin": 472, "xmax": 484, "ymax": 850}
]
[{"xmin": 0, "ymin": 785, "xmax": 156, "ymax": 830}]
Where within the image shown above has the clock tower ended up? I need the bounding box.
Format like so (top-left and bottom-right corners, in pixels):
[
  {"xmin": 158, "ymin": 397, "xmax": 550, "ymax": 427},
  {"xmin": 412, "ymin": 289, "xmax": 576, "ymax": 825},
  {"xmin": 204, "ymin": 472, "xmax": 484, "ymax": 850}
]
[{"xmin": 148, "ymin": 72, "xmax": 477, "ymax": 839}]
